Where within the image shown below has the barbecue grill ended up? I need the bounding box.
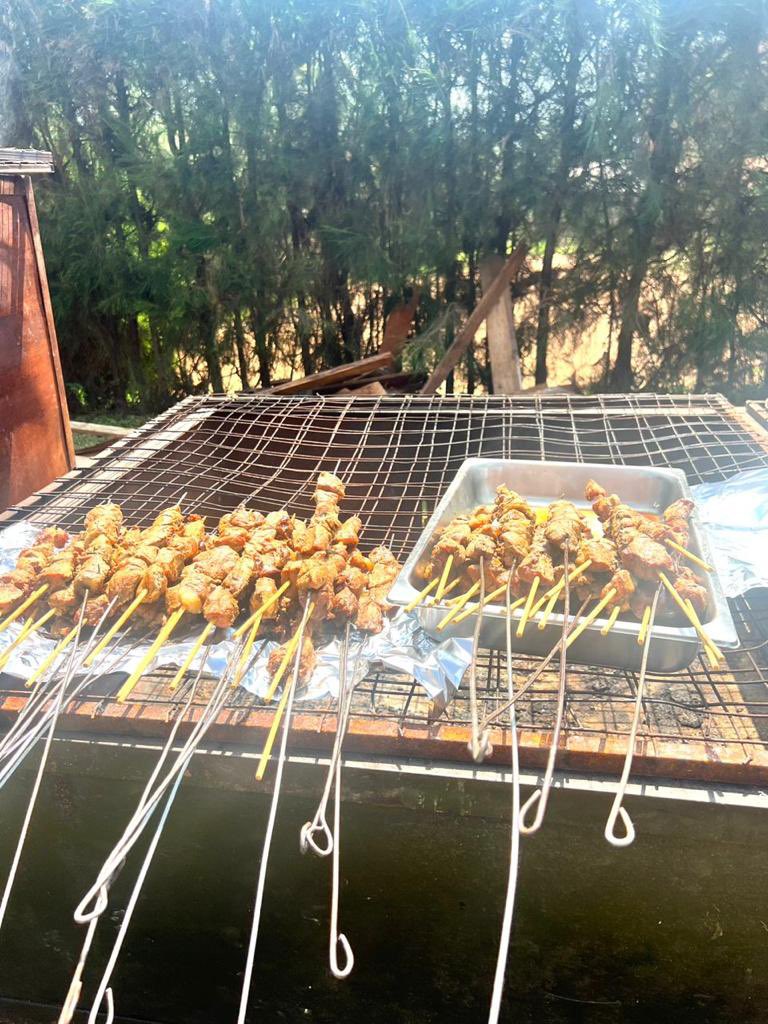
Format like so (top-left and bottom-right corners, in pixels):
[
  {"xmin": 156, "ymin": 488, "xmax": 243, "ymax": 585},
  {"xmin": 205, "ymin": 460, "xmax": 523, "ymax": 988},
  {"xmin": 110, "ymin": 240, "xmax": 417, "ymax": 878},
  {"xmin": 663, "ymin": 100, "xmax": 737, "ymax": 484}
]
[{"xmin": 2, "ymin": 391, "xmax": 768, "ymax": 787}]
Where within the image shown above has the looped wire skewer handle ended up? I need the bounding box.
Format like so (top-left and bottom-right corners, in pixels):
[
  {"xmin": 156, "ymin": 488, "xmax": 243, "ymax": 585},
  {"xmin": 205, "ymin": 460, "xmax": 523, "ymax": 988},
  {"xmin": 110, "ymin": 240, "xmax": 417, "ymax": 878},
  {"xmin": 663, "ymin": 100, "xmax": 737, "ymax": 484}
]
[
  {"xmin": 518, "ymin": 787, "xmax": 547, "ymax": 835},
  {"xmin": 331, "ymin": 932, "xmax": 355, "ymax": 980},
  {"xmin": 300, "ymin": 816, "xmax": 333, "ymax": 857},
  {"xmin": 604, "ymin": 803, "xmax": 636, "ymax": 847}
]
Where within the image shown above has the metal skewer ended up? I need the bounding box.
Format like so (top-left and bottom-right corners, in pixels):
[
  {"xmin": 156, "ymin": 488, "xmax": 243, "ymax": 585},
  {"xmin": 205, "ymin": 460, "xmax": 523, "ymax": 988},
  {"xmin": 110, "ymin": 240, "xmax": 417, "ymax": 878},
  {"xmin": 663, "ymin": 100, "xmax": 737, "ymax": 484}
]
[
  {"xmin": 0, "ymin": 598, "xmax": 89, "ymax": 937},
  {"xmin": 467, "ymin": 559, "xmax": 487, "ymax": 761},
  {"xmin": 237, "ymin": 596, "xmax": 313, "ymax": 1023},
  {"xmin": 519, "ymin": 543, "xmax": 572, "ymax": 834},
  {"xmin": 603, "ymin": 586, "xmax": 661, "ymax": 847},
  {"xmin": 487, "ymin": 575, "xmax": 523, "ymax": 1024},
  {"xmin": 300, "ymin": 625, "xmax": 353, "ymax": 858}
]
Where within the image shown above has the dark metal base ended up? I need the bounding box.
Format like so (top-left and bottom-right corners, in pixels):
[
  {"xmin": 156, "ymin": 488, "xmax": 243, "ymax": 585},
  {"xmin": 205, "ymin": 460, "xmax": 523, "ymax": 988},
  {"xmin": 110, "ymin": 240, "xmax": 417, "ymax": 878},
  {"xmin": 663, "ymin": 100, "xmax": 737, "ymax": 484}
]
[{"xmin": 0, "ymin": 740, "xmax": 766, "ymax": 1023}]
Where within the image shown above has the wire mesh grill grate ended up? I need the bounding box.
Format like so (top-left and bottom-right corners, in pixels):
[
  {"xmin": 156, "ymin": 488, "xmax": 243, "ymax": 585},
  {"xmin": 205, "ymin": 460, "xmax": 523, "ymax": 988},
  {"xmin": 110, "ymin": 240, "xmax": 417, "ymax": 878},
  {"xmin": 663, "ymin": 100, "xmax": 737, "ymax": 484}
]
[{"xmin": 4, "ymin": 392, "xmax": 768, "ymax": 763}]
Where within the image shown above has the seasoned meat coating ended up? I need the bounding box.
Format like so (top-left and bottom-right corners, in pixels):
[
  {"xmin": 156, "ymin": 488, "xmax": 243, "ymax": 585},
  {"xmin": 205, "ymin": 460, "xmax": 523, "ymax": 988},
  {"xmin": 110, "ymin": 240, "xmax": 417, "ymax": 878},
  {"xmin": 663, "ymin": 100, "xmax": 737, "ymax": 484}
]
[
  {"xmin": 602, "ymin": 569, "xmax": 635, "ymax": 607},
  {"xmin": 140, "ymin": 564, "xmax": 168, "ymax": 603},
  {"xmin": 48, "ymin": 584, "xmax": 78, "ymax": 613},
  {"xmin": 267, "ymin": 635, "xmax": 317, "ymax": 683},
  {"xmin": 0, "ymin": 583, "xmax": 25, "ymax": 616},
  {"xmin": 39, "ymin": 546, "xmax": 79, "ymax": 591},
  {"xmin": 166, "ymin": 570, "xmax": 212, "ymax": 615},
  {"xmin": 339, "ymin": 565, "xmax": 367, "ymax": 596},
  {"xmin": 75, "ymin": 553, "xmax": 113, "ymax": 595},
  {"xmin": 191, "ymin": 546, "xmax": 240, "ymax": 582},
  {"xmin": 621, "ymin": 534, "xmax": 674, "ymax": 581},
  {"xmin": 465, "ymin": 533, "xmax": 496, "ymax": 562},
  {"xmin": 356, "ymin": 594, "xmax": 384, "ymax": 633},
  {"xmin": 577, "ymin": 537, "xmax": 618, "ymax": 575},
  {"xmin": 466, "ymin": 556, "xmax": 510, "ymax": 591},
  {"xmin": 83, "ymin": 594, "xmax": 111, "ymax": 627},
  {"xmin": 544, "ymin": 501, "xmax": 585, "ymax": 552},
  {"xmin": 35, "ymin": 527, "xmax": 68, "ymax": 549},
  {"xmin": 674, "ymin": 567, "xmax": 708, "ymax": 615},
  {"xmin": 250, "ymin": 577, "xmax": 279, "ymax": 619},
  {"xmin": 332, "ymin": 586, "xmax": 359, "ymax": 620},
  {"xmin": 203, "ymin": 585, "xmax": 239, "ymax": 628},
  {"xmin": 516, "ymin": 526, "xmax": 556, "ymax": 588},
  {"xmin": 335, "ymin": 516, "xmax": 362, "ymax": 547}
]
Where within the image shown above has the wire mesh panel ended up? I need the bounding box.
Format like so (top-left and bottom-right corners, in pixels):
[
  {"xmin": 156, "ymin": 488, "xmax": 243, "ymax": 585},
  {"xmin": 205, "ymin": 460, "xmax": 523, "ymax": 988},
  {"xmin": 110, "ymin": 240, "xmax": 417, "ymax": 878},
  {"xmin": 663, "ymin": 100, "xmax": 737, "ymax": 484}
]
[{"xmin": 3, "ymin": 393, "xmax": 768, "ymax": 777}]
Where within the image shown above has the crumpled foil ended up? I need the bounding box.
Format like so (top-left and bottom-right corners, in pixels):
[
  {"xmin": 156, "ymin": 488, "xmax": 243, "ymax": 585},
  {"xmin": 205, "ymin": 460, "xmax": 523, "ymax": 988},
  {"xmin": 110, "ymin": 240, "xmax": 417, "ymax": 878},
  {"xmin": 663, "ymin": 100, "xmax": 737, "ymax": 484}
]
[
  {"xmin": 0, "ymin": 521, "xmax": 472, "ymax": 702},
  {"xmin": 691, "ymin": 467, "xmax": 768, "ymax": 598}
]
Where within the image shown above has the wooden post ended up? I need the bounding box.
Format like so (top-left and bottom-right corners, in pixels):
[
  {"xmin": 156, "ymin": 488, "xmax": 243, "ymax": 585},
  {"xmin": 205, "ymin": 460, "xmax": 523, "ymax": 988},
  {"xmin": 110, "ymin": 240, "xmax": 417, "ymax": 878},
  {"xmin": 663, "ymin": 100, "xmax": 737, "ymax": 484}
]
[
  {"xmin": 0, "ymin": 150, "xmax": 75, "ymax": 509},
  {"xmin": 480, "ymin": 255, "xmax": 522, "ymax": 393},
  {"xmin": 420, "ymin": 242, "xmax": 527, "ymax": 395}
]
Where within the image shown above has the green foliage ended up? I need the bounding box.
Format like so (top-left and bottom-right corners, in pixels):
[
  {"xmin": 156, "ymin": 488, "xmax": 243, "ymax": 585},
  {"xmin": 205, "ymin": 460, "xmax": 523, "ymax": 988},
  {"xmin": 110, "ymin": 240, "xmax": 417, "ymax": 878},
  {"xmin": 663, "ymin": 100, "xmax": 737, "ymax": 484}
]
[{"xmin": 5, "ymin": 0, "xmax": 768, "ymax": 409}]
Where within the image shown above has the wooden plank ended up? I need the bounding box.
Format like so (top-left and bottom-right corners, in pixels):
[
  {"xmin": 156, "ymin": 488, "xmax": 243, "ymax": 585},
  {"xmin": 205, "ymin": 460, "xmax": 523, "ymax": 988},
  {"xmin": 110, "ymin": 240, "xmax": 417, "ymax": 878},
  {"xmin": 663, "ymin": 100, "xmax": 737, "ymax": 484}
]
[
  {"xmin": 479, "ymin": 255, "xmax": 522, "ymax": 393},
  {"xmin": 0, "ymin": 149, "xmax": 54, "ymax": 175},
  {"xmin": 70, "ymin": 420, "xmax": 133, "ymax": 438},
  {"xmin": 269, "ymin": 352, "xmax": 393, "ymax": 395},
  {"xmin": 421, "ymin": 242, "xmax": 528, "ymax": 394},
  {"xmin": 380, "ymin": 289, "xmax": 420, "ymax": 357},
  {"xmin": 0, "ymin": 176, "xmax": 75, "ymax": 509}
]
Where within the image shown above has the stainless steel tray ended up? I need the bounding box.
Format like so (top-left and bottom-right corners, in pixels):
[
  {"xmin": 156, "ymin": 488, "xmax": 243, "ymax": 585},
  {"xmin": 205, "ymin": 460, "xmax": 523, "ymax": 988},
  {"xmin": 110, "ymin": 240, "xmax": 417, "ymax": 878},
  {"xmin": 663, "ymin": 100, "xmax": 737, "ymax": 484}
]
[{"xmin": 388, "ymin": 459, "xmax": 739, "ymax": 673}]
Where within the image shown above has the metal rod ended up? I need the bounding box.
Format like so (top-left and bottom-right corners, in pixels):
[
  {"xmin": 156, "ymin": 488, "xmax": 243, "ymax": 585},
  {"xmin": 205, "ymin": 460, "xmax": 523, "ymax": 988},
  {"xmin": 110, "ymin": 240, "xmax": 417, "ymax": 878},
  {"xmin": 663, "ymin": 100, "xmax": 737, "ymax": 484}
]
[
  {"xmin": 236, "ymin": 598, "xmax": 312, "ymax": 1024},
  {"xmin": 466, "ymin": 559, "xmax": 487, "ymax": 762},
  {"xmin": 604, "ymin": 586, "xmax": 662, "ymax": 847},
  {"xmin": 300, "ymin": 626, "xmax": 353, "ymax": 858},
  {"xmin": 487, "ymin": 576, "xmax": 522, "ymax": 1024},
  {"xmin": 519, "ymin": 543, "xmax": 571, "ymax": 834}
]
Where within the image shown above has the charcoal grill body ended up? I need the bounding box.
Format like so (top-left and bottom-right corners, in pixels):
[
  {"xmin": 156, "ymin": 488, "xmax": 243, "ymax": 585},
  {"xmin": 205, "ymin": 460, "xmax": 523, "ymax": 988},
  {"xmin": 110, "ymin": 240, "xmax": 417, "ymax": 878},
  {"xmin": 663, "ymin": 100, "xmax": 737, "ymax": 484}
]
[{"xmin": 1, "ymin": 393, "xmax": 768, "ymax": 1022}]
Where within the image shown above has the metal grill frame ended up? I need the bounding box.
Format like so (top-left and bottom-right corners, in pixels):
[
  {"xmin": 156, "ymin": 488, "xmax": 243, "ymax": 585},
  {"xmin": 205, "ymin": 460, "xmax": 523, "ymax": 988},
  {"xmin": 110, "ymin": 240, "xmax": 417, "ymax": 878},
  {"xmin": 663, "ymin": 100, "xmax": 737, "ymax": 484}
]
[{"xmin": 3, "ymin": 392, "xmax": 768, "ymax": 786}]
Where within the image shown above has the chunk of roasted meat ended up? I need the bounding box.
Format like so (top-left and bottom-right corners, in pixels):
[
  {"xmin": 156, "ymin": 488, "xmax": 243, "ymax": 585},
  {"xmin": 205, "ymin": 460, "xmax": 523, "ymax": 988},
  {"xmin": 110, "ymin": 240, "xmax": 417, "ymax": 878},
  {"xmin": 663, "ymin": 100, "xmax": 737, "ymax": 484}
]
[
  {"xmin": 674, "ymin": 566, "xmax": 708, "ymax": 615},
  {"xmin": 495, "ymin": 486, "xmax": 535, "ymax": 566},
  {"xmin": 577, "ymin": 537, "xmax": 618, "ymax": 575},
  {"xmin": 621, "ymin": 534, "xmax": 674, "ymax": 581},
  {"xmin": 516, "ymin": 525, "xmax": 556, "ymax": 588},
  {"xmin": 267, "ymin": 635, "xmax": 317, "ymax": 684},
  {"xmin": 544, "ymin": 500, "xmax": 585, "ymax": 552}
]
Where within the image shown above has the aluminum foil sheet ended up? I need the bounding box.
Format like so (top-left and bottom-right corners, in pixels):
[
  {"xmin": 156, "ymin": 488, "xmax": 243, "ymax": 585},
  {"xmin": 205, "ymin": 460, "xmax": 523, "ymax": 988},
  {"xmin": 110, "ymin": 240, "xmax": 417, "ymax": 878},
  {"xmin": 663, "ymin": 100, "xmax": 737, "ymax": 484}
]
[
  {"xmin": 692, "ymin": 467, "xmax": 768, "ymax": 598},
  {"xmin": 0, "ymin": 522, "xmax": 472, "ymax": 703}
]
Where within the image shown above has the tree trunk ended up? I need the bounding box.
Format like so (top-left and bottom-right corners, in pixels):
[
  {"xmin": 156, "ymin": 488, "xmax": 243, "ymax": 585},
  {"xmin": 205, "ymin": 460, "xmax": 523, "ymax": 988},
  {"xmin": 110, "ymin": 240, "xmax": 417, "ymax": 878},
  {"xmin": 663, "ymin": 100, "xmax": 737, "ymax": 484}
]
[
  {"xmin": 534, "ymin": 214, "xmax": 560, "ymax": 385},
  {"xmin": 249, "ymin": 309, "xmax": 271, "ymax": 387},
  {"xmin": 233, "ymin": 310, "xmax": 250, "ymax": 390}
]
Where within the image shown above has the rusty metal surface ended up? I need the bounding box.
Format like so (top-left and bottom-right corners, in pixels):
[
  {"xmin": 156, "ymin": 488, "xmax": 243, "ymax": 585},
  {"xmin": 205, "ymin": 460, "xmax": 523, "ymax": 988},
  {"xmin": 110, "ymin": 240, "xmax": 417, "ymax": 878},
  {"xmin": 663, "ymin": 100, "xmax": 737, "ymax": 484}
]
[{"xmin": 0, "ymin": 176, "xmax": 74, "ymax": 510}]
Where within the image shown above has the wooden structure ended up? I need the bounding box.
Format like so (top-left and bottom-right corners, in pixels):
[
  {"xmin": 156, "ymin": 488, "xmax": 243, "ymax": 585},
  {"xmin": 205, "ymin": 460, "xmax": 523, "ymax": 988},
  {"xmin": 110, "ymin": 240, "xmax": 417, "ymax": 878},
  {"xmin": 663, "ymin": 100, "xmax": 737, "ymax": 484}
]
[{"xmin": 0, "ymin": 150, "xmax": 74, "ymax": 509}]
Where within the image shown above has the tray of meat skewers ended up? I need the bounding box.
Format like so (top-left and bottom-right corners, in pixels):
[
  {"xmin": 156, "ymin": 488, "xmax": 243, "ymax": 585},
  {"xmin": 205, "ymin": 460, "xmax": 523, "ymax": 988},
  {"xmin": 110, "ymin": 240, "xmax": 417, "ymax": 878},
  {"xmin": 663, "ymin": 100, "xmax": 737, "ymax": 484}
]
[
  {"xmin": 388, "ymin": 460, "xmax": 738, "ymax": 673},
  {"xmin": 0, "ymin": 473, "xmax": 405, "ymax": 693}
]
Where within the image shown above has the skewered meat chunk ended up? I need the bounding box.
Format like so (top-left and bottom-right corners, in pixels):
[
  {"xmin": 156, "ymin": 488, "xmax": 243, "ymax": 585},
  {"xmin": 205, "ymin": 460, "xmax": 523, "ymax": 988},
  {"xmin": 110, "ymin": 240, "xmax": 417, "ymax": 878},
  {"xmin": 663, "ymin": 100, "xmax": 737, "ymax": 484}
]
[
  {"xmin": 466, "ymin": 555, "xmax": 510, "ymax": 591},
  {"xmin": 332, "ymin": 586, "xmax": 359, "ymax": 620},
  {"xmin": 169, "ymin": 518, "xmax": 206, "ymax": 559},
  {"xmin": 16, "ymin": 544, "xmax": 54, "ymax": 574},
  {"xmin": 49, "ymin": 584, "xmax": 78, "ymax": 613},
  {"xmin": 264, "ymin": 510, "xmax": 293, "ymax": 538},
  {"xmin": 204, "ymin": 586, "xmax": 239, "ymax": 628},
  {"xmin": 40, "ymin": 545, "xmax": 80, "ymax": 591},
  {"xmin": 602, "ymin": 569, "xmax": 635, "ymax": 607},
  {"xmin": 193, "ymin": 546, "xmax": 240, "ymax": 581},
  {"xmin": 577, "ymin": 537, "xmax": 618, "ymax": 575},
  {"xmin": 250, "ymin": 577, "xmax": 278, "ymax": 619},
  {"xmin": 629, "ymin": 583, "xmax": 657, "ymax": 620},
  {"xmin": 495, "ymin": 486, "xmax": 536, "ymax": 522},
  {"xmin": 0, "ymin": 583, "xmax": 25, "ymax": 615},
  {"xmin": 516, "ymin": 526, "xmax": 556, "ymax": 588},
  {"xmin": 75, "ymin": 553, "xmax": 113, "ymax": 595},
  {"xmin": 544, "ymin": 500, "xmax": 585, "ymax": 551},
  {"xmin": 336, "ymin": 516, "xmax": 362, "ymax": 547},
  {"xmin": 142, "ymin": 506, "xmax": 185, "ymax": 547},
  {"xmin": 465, "ymin": 533, "xmax": 496, "ymax": 562},
  {"xmin": 674, "ymin": 567, "xmax": 708, "ymax": 615},
  {"xmin": 356, "ymin": 594, "xmax": 384, "ymax": 633},
  {"xmin": 340, "ymin": 565, "xmax": 367, "ymax": 596},
  {"xmin": 36, "ymin": 527, "xmax": 68, "ymax": 548},
  {"xmin": 621, "ymin": 534, "xmax": 674, "ymax": 581},
  {"xmin": 167, "ymin": 570, "xmax": 211, "ymax": 615},
  {"xmin": 267, "ymin": 635, "xmax": 317, "ymax": 683},
  {"xmin": 141, "ymin": 564, "xmax": 168, "ymax": 603},
  {"xmin": 83, "ymin": 594, "xmax": 110, "ymax": 627}
]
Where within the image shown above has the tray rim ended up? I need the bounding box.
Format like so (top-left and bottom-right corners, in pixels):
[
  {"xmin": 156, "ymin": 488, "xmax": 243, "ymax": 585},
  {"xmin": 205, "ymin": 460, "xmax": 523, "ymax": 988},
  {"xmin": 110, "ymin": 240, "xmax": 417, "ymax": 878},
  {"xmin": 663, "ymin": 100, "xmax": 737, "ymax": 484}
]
[{"xmin": 388, "ymin": 457, "xmax": 740, "ymax": 651}]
